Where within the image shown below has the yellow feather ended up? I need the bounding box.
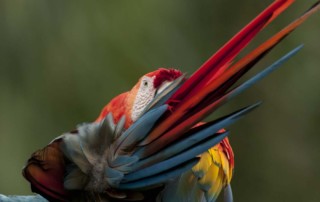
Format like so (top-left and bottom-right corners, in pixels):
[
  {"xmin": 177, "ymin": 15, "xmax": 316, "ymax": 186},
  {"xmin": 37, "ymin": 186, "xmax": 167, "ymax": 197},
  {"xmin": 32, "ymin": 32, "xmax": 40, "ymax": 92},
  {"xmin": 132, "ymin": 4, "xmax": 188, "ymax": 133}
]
[
  {"xmin": 193, "ymin": 145, "xmax": 231, "ymax": 200},
  {"xmin": 197, "ymin": 161, "xmax": 220, "ymax": 191},
  {"xmin": 218, "ymin": 149, "xmax": 232, "ymax": 183},
  {"xmin": 171, "ymin": 142, "xmax": 233, "ymax": 201},
  {"xmin": 207, "ymin": 169, "xmax": 224, "ymax": 201},
  {"xmin": 192, "ymin": 151, "xmax": 213, "ymax": 178}
]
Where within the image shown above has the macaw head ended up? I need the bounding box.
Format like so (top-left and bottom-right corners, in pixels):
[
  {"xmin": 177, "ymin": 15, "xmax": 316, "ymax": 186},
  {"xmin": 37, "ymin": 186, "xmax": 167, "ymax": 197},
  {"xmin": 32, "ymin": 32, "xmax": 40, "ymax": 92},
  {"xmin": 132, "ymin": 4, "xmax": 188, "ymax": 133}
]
[{"xmin": 96, "ymin": 68, "xmax": 182, "ymax": 128}]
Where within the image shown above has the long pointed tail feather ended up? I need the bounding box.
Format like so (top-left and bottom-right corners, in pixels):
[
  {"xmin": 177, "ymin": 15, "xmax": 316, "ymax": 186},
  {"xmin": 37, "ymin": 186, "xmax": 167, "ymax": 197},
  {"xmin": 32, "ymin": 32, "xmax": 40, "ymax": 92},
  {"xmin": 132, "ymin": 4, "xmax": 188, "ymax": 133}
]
[
  {"xmin": 140, "ymin": 0, "xmax": 295, "ymax": 146},
  {"xmin": 139, "ymin": 1, "xmax": 319, "ymax": 157},
  {"xmin": 169, "ymin": 0, "xmax": 294, "ymax": 103}
]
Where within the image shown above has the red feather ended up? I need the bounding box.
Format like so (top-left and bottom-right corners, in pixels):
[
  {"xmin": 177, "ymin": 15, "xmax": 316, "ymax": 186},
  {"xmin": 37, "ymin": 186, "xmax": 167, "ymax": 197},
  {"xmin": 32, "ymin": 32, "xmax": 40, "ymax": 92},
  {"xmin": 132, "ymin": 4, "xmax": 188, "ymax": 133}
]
[
  {"xmin": 139, "ymin": 0, "xmax": 320, "ymax": 158},
  {"xmin": 140, "ymin": 0, "xmax": 295, "ymax": 148},
  {"xmin": 23, "ymin": 139, "xmax": 70, "ymax": 201}
]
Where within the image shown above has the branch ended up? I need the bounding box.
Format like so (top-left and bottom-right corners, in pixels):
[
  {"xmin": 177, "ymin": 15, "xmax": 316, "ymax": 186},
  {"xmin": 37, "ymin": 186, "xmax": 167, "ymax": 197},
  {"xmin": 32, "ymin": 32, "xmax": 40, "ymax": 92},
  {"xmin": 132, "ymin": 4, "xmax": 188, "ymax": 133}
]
[{"xmin": 0, "ymin": 194, "xmax": 47, "ymax": 202}]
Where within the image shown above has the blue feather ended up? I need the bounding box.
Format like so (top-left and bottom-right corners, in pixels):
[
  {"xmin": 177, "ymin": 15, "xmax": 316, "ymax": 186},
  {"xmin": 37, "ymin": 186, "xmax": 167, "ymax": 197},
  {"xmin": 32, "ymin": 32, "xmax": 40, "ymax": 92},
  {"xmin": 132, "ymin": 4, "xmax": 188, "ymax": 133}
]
[
  {"xmin": 132, "ymin": 102, "xmax": 260, "ymax": 171},
  {"xmin": 123, "ymin": 131, "xmax": 229, "ymax": 182},
  {"xmin": 224, "ymin": 184, "xmax": 233, "ymax": 202},
  {"xmin": 225, "ymin": 45, "xmax": 304, "ymax": 101},
  {"xmin": 118, "ymin": 158, "xmax": 199, "ymax": 190},
  {"xmin": 113, "ymin": 105, "xmax": 168, "ymax": 154}
]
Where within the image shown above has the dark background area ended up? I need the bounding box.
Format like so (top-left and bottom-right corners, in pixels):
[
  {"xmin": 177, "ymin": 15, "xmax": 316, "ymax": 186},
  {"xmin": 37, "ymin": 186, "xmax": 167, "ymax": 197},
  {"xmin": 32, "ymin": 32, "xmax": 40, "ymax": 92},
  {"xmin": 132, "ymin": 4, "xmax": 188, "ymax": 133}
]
[{"xmin": 0, "ymin": 1, "xmax": 319, "ymax": 201}]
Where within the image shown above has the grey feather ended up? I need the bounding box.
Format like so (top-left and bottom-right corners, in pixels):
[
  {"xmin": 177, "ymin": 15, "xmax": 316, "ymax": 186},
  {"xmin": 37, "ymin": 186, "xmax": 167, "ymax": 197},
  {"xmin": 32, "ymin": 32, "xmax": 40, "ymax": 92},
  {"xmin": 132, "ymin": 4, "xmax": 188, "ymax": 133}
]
[
  {"xmin": 61, "ymin": 133, "xmax": 92, "ymax": 174},
  {"xmin": 64, "ymin": 166, "xmax": 89, "ymax": 190},
  {"xmin": 113, "ymin": 115, "xmax": 126, "ymax": 139}
]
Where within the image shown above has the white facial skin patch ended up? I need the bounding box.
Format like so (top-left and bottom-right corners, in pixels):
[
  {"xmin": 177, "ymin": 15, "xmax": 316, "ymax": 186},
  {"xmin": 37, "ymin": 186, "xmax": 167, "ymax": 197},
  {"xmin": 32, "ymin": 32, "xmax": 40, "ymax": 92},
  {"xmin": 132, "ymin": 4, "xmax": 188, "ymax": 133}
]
[{"xmin": 131, "ymin": 76, "xmax": 156, "ymax": 122}]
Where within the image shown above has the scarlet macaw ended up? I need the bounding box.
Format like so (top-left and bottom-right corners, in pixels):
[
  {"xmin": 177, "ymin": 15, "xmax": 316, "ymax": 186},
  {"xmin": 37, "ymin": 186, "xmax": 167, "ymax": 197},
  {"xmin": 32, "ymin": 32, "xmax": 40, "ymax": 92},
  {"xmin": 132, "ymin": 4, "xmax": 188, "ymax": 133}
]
[{"xmin": 22, "ymin": 1, "xmax": 319, "ymax": 201}]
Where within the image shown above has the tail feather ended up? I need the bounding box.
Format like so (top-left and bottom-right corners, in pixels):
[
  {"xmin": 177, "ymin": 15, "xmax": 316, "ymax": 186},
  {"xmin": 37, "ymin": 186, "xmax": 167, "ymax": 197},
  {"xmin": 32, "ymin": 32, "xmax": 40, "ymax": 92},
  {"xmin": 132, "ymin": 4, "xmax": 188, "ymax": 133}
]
[
  {"xmin": 169, "ymin": 0, "xmax": 294, "ymax": 103},
  {"xmin": 141, "ymin": 0, "xmax": 295, "ymax": 146},
  {"xmin": 138, "ymin": 1, "xmax": 319, "ymax": 158},
  {"xmin": 139, "ymin": 45, "xmax": 303, "ymax": 158},
  {"xmin": 133, "ymin": 102, "xmax": 259, "ymax": 168}
]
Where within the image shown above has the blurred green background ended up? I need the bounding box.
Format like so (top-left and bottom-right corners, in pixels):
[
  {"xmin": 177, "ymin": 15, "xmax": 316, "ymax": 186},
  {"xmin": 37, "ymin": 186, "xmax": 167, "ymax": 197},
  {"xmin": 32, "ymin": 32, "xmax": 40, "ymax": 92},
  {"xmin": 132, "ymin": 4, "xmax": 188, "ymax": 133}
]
[{"xmin": 0, "ymin": 0, "xmax": 319, "ymax": 201}]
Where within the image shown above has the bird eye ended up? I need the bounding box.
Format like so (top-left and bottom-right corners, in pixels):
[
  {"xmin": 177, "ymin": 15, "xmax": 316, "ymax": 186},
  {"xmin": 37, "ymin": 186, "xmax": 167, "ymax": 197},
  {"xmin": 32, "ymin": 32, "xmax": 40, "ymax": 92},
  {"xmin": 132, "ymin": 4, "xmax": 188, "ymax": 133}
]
[{"xmin": 143, "ymin": 81, "xmax": 148, "ymax": 87}]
